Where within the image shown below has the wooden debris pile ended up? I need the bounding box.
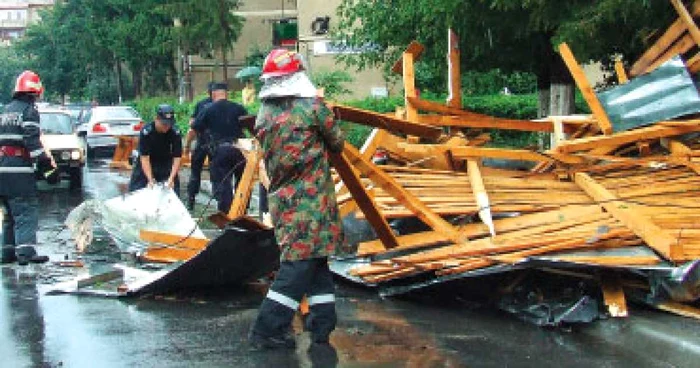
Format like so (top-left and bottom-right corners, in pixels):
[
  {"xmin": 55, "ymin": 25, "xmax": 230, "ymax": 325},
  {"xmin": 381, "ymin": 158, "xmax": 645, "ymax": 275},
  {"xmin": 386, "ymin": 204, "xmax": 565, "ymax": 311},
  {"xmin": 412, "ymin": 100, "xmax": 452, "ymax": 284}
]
[{"xmin": 328, "ymin": 0, "xmax": 700, "ymax": 320}]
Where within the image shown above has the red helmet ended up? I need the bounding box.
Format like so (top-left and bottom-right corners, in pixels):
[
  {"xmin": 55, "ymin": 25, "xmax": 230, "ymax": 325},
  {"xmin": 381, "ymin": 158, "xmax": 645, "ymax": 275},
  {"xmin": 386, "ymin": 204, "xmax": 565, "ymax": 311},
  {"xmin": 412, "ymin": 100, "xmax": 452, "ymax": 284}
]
[
  {"xmin": 261, "ymin": 49, "xmax": 304, "ymax": 79},
  {"xmin": 14, "ymin": 70, "xmax": 44, "ymax": 95}
]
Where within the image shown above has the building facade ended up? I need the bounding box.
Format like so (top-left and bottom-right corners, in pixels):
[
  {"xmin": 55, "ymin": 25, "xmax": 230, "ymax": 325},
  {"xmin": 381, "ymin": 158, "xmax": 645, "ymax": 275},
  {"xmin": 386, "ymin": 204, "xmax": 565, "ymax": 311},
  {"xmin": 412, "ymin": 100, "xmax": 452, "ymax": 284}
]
[
  {"xmin": 0, "ymin": 0, "xmax": 54, "ymax": 46},
  {"xmin": 189, "ymin": 0, "xmax": 390, "ymax": 100}
]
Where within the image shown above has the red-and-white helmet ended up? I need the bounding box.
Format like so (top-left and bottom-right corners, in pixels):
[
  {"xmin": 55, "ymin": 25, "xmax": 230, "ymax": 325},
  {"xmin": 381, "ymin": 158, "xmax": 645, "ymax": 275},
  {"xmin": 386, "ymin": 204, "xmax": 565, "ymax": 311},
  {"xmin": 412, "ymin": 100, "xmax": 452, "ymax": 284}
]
[
  {"xmin": 14, "ymin": 70, "xmax": 44, "ymax": 95},
  {"xmin": 261, "ymin": 49, "xmax": 304, "ymax": 79}
]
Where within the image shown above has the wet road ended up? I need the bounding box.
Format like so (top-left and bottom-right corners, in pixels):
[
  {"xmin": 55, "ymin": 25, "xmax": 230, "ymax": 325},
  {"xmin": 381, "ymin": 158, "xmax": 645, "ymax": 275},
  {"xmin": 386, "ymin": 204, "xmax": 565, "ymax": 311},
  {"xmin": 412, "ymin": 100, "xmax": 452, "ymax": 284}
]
[{"xmin": 2, "ymin": 158, "xmax": 700, "ymax": 367}]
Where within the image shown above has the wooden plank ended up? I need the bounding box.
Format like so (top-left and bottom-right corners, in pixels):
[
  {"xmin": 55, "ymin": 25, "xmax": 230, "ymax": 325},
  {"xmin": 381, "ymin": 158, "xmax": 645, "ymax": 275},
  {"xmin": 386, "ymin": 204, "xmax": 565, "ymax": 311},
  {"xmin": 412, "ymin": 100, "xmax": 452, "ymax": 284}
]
[
  {"xmin": 391, "ymin": 41, "xmax": 425, "ymax": 74},
  {"xmin": 643, "ymin": 33, "xmax": 695, "ymax": 74},
  {"xmin": 550, "ymin": 255, "xmax": 660, "ymax": 266},
  {"xmin": 330, "ymin": 150, "xmax": 400, "ymax": 250},
  {"xmin": 558, "ymin": 43, "xmax": 614, "ymax": 135},
  {"xmin": 342, "ymin": 143, "xmax": 466, "ymax": 243},
  {"xmin": 227, "ymin": 150, "xmax": 261, "ymax": 219},
  {"xmin": 141, "ymin": 247, "xmax": 199, "ymax": 263},
  {"xmin": 671, "ymin": 0, "xmax": 700, "ymax": 46},
  {"xmin": 467, "ymin": 160, "xmax": 495, "ymax": 236},
  {"xmin": 139, "ymin": 229, "xmax": 209, "ymax": 250},
  {"xmin": 329, "ymin": 104, "xmax": 443, "ymax": 140},
  {"xmin": 687, "ymin": 52, "xmax": 700, "ymax": 73},
  {"xmin": 447, "ymin": 146, "xmax": 586, "ymax": 164},
  {"xmin": 409, "ymin": 97, "xmax": 558, "ymax": 132},
  {"xmin": 403, "ymin": 51, "xmax": 419, "ymax": 123},
  {"xmin": 656, "ymin": 301, "xmax": 700, "ymax": 320},
  {"xmin": 615, "ymin": 58, "xmax": 629, "ymax": 84},
  {"xmin": 556, "ymin": 124, "xmax": 700, "ymax": 153},
  {"xmin": 631, "ymin": 18, "xmax": 688, "ymax": 76},
  {"xmin": 446, "ymin": 29, "xmax": 462, "ymax": 108},
  {"xmin": 574, "ymin": 172, "xmax": 682, "ymax": 261},
  {"xmin": 338, "ymin": 128, "xmax": 386, "ymax": 218},
  {"xmin": 601, "ymin": 275, "xmax": 629, "ymax": 318}
]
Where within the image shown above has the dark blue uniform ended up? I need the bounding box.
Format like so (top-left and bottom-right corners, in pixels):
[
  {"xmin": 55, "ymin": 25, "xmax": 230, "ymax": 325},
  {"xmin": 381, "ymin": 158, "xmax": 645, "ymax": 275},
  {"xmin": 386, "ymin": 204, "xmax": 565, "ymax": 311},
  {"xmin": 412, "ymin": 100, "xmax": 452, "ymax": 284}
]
[
  {"xmin": 0, "ymin": 94, "xmax": 53, "ymax": 260},
  {"xmin": 187, "ymin": 97, "xmax": 212, "ymax": 202},
  {"xmin": 129, "ymin": 122, "xmax": 183, "ymax": 195},
  {"xmin": 192, "ymin": 99, "xmax": 247, "ymax": 213}
]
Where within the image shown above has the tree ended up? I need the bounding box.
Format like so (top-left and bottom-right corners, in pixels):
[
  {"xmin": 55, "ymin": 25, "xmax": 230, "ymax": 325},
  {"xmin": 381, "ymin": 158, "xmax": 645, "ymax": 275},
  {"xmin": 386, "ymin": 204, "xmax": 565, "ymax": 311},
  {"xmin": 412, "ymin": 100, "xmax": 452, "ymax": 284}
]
[
  {"xmin": 336, "ymin": 0, "xmax": 677, "ymax": 116},
  {"xmin": 0, "ymin": 48, "xmax": 25, "ymax": 104},
  {"xmin": 163, "ymin": 0, "xmax": 244, "ymax": 84}
]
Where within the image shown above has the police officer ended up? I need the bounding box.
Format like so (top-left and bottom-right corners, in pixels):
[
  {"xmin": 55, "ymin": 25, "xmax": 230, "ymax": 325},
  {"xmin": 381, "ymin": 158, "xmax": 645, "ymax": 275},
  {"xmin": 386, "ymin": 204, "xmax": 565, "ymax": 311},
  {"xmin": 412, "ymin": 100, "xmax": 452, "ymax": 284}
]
[
  {"xmin": 249, "ymin": 49, "xmax": 345, "ymax": 349},
  {"xmin": 184, "ymin": 82, "xmax": 214, "ymax": 210},
  {"xmin": 1, "ymin": 70, "xmax": 56, "ymax": 265},
  {"xmin": 192, "ymin": 82, "xmax": 247, "ymax": 213},
  {"xmin": 128, "ymin": 104, "xmax": 183, "ymax": 195}
]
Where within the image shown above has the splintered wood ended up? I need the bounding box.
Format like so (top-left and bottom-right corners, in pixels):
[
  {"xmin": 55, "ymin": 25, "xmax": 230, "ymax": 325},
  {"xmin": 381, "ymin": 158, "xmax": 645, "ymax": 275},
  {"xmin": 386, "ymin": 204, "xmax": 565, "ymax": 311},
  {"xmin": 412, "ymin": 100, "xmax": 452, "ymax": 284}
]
[{"xmin": 330, "ymin": 20, "xmax": 700, "ymax": 316}]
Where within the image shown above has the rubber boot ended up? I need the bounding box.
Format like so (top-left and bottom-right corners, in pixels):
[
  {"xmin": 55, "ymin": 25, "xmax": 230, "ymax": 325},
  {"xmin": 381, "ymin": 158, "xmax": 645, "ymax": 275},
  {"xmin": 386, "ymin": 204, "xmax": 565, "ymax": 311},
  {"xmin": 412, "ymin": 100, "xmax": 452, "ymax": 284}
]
[{"xmin": 187, "ymin": 196, "xmax": 196, "ymax": 211}]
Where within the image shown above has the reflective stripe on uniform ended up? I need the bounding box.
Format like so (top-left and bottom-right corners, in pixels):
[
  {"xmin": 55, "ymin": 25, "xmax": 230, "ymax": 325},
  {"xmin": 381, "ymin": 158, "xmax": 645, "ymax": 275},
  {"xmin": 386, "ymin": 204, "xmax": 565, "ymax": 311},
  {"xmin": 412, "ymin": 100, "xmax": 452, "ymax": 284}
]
[
  {"xmin": 266, "ymin": 290, "xmax": 300, "ymax": 310},
  {"xmin": 0, "ymin": 167, "xmax": 34, "ymax": 173},
  {"xmin": 0, "ymin": 134, "xmax": 24, "ymax": 140},
  {"xmin": 308, "ymin": 294, "xmax": 335, "ymax": 305},
  {"xmin": 22, "ymin": 121, "xmax": 40, "ymax": 128},
  {"xmin": 30, "ymin": 149, "xmax": 44, "ymax": 158}
]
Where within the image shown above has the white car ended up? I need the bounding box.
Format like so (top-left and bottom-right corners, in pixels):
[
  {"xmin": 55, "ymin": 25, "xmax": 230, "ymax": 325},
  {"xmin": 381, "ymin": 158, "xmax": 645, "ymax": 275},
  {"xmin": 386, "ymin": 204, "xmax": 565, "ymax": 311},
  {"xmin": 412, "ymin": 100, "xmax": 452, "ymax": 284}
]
[
  {"xmin": 77, "ymin": 106, "xmax": 144, "ymax": 156},
  {"xmin": 38, "ymin": 109, "xmax": 86, "ymax": 189}
]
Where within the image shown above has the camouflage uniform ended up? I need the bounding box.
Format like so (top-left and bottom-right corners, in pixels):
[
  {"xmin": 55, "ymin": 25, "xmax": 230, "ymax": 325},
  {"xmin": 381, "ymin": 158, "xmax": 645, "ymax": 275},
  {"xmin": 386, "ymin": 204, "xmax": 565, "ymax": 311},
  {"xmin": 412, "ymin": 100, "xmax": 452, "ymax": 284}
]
[{"xmin": 250, "ymin": 97, "xmax": 345, "ymax": 344}]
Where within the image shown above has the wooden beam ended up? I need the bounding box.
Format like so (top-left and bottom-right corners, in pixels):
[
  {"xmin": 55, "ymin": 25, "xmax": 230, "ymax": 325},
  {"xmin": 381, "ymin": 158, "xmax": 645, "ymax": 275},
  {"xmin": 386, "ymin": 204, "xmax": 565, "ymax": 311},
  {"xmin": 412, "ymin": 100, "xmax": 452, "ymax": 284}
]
[
  {"xmin": 671, "ymin": 0, "xmax": 700, "ymax": 46},
  {"xmin": 615, "ymin": 58, "xmax": 629, "ymax": 84},
  {"xmin": 656, "ymin": 301, "xmax": 700, "ymax": 320},
  {"xmin": 467, "ymin": 160, "xmax": 495, "ymax": 236},
  {"xmin": 630, "ymin": 17, "xmax": 692, "ymax": 76},
  {"xmin": 446, "ymin": 29, "xmax": 462, "ymax": 108},
  {"xmin": 139, "ymin": 229, "xmax": 209, "ymax": 250},
  {"xmin": 342, "ymin": 143, "xmax": 466, "ymax": 243},
  {"xmin": 227, "ymin": 150, "xmax": 261, "ymax": 219},
  {"xmin": 574, "ymin": 172, "xmax": 682, "ymax": 261},
  {"xmin": 391, "ymin": 41, "xmax": 424, "ymax": 74},
  {"xmin": 330, "ymin": 150, "xmax": 400, "ymax": 250},
  {"xmin": 329, "ymin": 104, "xmax": 443, "ymax": 140},
  {"xmin": 446, "ymin": 145, "xmax": 586, "ymax": 164},
  {"xmin": 556, "ymin": 124, "xmax": 700, "ymax": 153},
  {"xmin": 601, "ymin": 275, "xmax": 629, "ymax": 318},
  {"xmin": 643, "ymin": 33, "xmax": 696, "ymax": 74},
  {"xmin": 337, "ymin": 128, "xmax": 386, "ymax": 218},
  {"xmin": 403, "ymin": 51, "xmax": 419, "ymax": 123},
  {"xmin": 559, "ymin": 43, "xmax": 614, "ymax": 135}
]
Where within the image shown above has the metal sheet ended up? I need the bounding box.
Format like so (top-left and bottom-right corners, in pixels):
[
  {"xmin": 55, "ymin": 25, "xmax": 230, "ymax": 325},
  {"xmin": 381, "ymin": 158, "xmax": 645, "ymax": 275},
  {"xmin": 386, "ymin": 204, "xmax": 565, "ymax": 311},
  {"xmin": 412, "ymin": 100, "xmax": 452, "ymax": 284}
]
[{"xmin": 597, "ymin": 56, "xmax": 700, "ymax": 132}]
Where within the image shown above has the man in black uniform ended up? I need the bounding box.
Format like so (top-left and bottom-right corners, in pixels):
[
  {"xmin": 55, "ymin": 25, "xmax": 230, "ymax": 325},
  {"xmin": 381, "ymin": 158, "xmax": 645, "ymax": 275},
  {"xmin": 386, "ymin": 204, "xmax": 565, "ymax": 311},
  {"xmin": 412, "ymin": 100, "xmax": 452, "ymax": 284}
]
[
  {"xmin": 1, "ymin": 70, "xmax": 56, "ymax": 264},
  {"xmin": 184, "ymin": 82, "xmax": 214, "ymax": 210},
  {"xmin": 128, "ymin": 104, "xmax": 183, "ymax": 195},
  {"xmin": 192, "ymin": 82, "xmax": 247, "ymax": 213}
]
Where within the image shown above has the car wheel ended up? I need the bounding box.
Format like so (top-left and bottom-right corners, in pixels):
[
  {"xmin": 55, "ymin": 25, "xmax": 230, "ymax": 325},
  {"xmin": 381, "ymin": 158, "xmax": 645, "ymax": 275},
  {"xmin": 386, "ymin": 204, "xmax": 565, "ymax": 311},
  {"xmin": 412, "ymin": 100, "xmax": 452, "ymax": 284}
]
[
  {"xmin": 85, "ymin": 138, "xmax": 95, "ymax": 158},
  {"xmin": 69, "ymin": 167, "xmax": 83, "ymax": 190}
]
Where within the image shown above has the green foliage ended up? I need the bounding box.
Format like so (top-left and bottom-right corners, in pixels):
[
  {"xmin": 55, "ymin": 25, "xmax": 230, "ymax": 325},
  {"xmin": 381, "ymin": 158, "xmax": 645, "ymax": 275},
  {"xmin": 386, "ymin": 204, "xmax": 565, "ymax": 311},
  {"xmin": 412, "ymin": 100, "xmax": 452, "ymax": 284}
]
[
  {"xmin": 310, "ymin": 70, "xmax": 354, "ymax": 100},
  {"xmin": 462, "ymin": 70, "xmax": 537, "ymax": 95},
  {"xmin": 128, "ymin": 97, "xmax": 194, "ymax": 133},
  {"xmin": 0, "ymin": 48, "xmax": 25, "ymax": 104}
]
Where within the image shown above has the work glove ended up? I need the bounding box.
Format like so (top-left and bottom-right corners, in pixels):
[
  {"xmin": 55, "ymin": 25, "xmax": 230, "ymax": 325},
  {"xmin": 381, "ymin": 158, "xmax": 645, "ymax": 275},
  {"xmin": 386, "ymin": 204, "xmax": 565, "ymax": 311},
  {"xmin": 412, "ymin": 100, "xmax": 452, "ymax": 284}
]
[
  {"xmin": 37, "ymin": 154, "xmax": 59, "ymax": 184},
  {"xmin": 45, "ymin": 166, "xmax": 60, "ymax": 184}
]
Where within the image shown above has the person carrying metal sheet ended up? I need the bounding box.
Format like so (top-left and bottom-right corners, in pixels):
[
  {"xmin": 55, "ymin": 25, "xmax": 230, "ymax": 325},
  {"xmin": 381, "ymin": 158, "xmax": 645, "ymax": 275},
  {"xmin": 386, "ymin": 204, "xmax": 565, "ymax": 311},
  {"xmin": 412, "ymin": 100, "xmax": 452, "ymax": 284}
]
[
  {"xmin": 128, "ymin": 104, "xmax": 183, "ymax": 195},
  {"xmin": 184, "ymin": 82, "xmax": 214, "ymax": 211},
  {"xmin": 249, "ymin": 49, "xmax": 345, "ymax": 350},
  {"xmin": 1, "ymin": 70, "xmax": 56, "ymax": 265},
  {"xmin": 191, "ymin": 82, "xmax": 247, "ymax": 213}
]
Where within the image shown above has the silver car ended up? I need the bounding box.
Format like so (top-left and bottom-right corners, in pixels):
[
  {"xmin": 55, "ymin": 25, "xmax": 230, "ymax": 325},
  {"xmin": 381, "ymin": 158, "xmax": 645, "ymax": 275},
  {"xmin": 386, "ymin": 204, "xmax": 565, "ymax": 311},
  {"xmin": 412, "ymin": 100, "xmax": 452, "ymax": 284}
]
[{"xmin": 77, "ymin": 106, "xmax": 144, "ymax": 156}]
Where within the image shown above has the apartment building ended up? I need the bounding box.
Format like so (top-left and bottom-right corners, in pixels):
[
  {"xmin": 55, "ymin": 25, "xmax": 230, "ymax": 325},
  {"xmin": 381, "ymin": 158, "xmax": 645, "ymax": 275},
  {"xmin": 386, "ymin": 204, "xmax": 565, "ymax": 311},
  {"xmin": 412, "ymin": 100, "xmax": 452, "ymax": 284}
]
[{"xmin": 0, "ymin": 0, "xmax": 54, "ymax": 45}]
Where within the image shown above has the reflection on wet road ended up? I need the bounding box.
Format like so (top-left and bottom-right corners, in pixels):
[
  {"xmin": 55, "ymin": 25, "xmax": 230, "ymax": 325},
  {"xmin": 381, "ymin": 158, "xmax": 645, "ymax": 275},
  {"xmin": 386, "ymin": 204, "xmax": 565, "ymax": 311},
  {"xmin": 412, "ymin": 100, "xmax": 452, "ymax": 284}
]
[{"xmin": 2, "ymin": 158, "xmax": 700, "ymax": 367}]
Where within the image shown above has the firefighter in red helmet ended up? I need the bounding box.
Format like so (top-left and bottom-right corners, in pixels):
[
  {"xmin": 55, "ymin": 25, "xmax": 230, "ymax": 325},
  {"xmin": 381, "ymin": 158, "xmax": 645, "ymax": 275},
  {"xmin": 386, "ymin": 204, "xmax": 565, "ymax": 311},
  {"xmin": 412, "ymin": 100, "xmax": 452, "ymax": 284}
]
[{"xmin": 0, "ymin": 70, "xmax": 56, "ymax": 265}]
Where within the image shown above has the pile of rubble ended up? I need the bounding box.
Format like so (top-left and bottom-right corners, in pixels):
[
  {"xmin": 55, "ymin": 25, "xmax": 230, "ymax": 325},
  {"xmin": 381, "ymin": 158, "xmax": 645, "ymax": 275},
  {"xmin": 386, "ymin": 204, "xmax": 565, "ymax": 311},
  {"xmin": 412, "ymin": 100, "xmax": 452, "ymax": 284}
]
[{"xmin": 328, "ymin": 1, "xmax": 700, "ymax": 323}]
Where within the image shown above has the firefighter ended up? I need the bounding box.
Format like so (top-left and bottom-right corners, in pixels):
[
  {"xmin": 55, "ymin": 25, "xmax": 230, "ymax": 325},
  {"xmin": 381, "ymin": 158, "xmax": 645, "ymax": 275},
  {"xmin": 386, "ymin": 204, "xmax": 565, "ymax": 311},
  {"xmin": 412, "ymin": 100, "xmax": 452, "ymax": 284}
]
[
  {"xmin": 249, "ymin": 49, "xmax": 346, "ymax": 349},
  {"xmin": 128, "ymin": 104, "xmax": 183, "ymax": 195},
  {"xmin": 191, "ymin": 82, "xmax": 247, "ymax": 213},
  {"xmin": 1, "ymin": 70, "xmax": 56, "ymax": 265},
  {"xmin": 184, "ymin": 82, "xmax": 214, "ymax": 211}
]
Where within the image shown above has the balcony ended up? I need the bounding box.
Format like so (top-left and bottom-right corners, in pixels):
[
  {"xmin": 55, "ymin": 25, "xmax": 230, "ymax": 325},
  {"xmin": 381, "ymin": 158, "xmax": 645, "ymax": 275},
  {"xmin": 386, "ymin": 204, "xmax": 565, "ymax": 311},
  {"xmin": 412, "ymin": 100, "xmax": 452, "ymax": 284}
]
[{"xmin": 0, "ymin": 19, "xmax": 26, "ymax": 29}]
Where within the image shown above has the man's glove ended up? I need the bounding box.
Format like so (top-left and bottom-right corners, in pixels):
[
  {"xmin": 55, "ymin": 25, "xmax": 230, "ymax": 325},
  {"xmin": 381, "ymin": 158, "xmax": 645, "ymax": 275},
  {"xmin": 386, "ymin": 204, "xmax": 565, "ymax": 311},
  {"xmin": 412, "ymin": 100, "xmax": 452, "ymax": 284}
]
[
  {"xmin": 37, "ymin": 155, "xmax": 60, "ymax": 184},
  {"xmin": 45, "ymin": 167, "xmax": 60, "ymax": 184}
]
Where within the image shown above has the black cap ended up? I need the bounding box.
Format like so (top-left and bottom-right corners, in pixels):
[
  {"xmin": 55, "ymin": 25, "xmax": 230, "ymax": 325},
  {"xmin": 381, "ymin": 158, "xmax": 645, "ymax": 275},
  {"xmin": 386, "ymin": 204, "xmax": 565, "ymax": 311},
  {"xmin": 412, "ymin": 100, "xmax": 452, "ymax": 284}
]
[
  {"xmin": 210, "ymin": 82, "xmax": 228, "ymax": 91},
  {"xmin": 206, "ymin": 82, "xmax": 215, "ymax": 93},
  {"xmin": 156, "ymin": 104, "xmax": 176, "ymax": 126}
]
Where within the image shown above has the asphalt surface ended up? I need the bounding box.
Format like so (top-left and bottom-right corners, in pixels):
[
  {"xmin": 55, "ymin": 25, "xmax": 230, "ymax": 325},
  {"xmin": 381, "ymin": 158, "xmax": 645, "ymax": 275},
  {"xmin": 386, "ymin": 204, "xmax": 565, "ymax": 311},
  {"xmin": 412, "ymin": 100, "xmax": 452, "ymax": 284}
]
[{"xmin": 2, "ymin": 156, "xmax": 700, "ymax": 367}]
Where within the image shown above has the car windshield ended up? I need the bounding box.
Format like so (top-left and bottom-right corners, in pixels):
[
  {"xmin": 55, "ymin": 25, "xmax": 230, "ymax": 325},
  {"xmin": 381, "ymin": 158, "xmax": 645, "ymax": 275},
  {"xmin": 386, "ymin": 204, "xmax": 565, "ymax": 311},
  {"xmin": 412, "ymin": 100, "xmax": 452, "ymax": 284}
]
[
  {"xmin": 93, "ymin": 107, "xmax": 139, "ymax": 121},
  {"xmin": 40, "ymin": 113, "xmax": 74, "ymax": 134}
]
